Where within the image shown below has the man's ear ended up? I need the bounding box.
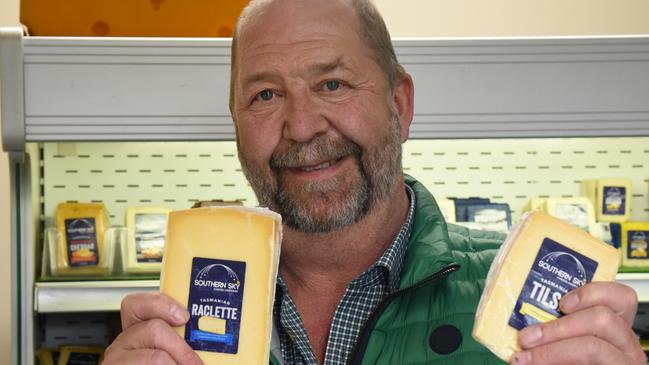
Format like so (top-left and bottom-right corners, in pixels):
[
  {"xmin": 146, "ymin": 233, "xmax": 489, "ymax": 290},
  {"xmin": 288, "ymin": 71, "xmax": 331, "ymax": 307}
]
[{"xmin": 392, "ymin": 73, "xmax": 414, "ymax": 142}]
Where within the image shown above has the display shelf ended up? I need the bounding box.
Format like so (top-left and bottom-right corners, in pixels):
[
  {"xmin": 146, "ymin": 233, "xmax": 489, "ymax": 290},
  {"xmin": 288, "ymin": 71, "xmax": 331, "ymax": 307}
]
[
  {"xmin": 617, "ymin": 274, "xmax": 649, "ymax": 303},
  {"xmin": 35, "ymin": 280, "xmax": 159, "ymax": 313},
  {"xmin": 1, "ymin": 30, "xmax": 648, "ymax": 152},
  {"xmin": 33, "ymin": 274, "xmax": 649, "ymax": 313}
]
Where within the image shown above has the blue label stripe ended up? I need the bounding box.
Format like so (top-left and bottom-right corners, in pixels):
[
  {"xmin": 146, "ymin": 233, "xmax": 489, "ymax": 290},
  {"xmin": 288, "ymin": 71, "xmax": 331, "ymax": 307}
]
[{"xmin": 190, "ymin": 330, "xmax": 234, "ymax": 345}]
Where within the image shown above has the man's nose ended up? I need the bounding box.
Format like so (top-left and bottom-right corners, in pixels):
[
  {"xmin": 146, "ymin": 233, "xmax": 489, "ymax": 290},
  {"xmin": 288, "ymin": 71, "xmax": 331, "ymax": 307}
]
[{"xmin": 282, "ymin": 89, "xmax": 329, "ymax": 143}]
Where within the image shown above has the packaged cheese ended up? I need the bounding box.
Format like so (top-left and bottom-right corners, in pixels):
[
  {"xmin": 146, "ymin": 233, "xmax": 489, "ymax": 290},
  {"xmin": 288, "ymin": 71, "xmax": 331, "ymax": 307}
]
[
  {"xmin": 37, "ymin": 348, "xmax": 59, "ymax": 365},
  {"xmin": 621, "ymin": 222, "xmax": 649, "ymax": 268},
  {"xmin": 473, "ymin": 212, "xmax": 619, "ymax": 361},
  {"xmin": 522, "ymin": 198, "xmax": 547, "ymax": 213},
  {"xmin": 543, "ymin": 197, "xmax": 595, "ymax": 232},
  {"xmin": 57, "ymin": 346, "xmax": 103, "ymax": 365},
  {"xmin": 53, "ymin": 203, "xmax": 112, "ymax": 276},
  {"xmin": 123, "ymin": 206, "xmax": 172, "ymax": 274},
  {"xmin": 435, "ymin": 198, "xmax": 456, "ymax": 223},
  {"xmin": 467, "ymin": 203, "xmax": 511, "ymax": 233},
  {"xmin": 581, "ymin": 178, "xmax": 632, "ymax": 222},
  {"xmin": 160, "ymin": 206, "xmax": 282, "ymax": 364}
]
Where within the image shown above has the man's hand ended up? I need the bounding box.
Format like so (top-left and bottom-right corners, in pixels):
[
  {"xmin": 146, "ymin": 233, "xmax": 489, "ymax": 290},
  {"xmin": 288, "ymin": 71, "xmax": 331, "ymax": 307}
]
[
  {"xmin": 103, "ymin": 293, "xmax": 204, "ymax": 365},
  {"xmin": 511, "ymin": 282, "xmax": 646, "ymax": 364}
]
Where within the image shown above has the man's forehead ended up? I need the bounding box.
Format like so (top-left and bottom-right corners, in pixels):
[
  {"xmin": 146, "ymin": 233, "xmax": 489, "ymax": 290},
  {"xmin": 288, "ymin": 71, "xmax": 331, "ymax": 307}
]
[{"xmin": 237, "ymin": 0, "xmax": 358, "ymax": 40}]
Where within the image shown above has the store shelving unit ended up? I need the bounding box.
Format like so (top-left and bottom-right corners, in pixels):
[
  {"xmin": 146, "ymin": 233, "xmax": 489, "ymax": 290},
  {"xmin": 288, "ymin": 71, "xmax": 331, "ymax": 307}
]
[{"xmin": 2, "ymin": 28, "xmax": 649, "ymax": 364}]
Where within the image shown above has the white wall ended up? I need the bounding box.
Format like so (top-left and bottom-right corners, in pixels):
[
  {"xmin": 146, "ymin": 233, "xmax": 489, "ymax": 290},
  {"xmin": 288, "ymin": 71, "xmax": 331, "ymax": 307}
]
[
  {"xmin": 374, "ymin": 0, "xmax": 649, "ymax": 37},
  {"xmin": 0, "ymin": 0, "xmax": 648, "ymax": 363}
]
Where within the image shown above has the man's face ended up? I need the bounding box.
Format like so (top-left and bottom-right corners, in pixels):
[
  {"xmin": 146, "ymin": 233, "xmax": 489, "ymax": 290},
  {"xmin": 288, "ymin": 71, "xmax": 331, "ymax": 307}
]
[{"xmin": 231, "ymin": 0, "xmax": 407, "ymax": 234}]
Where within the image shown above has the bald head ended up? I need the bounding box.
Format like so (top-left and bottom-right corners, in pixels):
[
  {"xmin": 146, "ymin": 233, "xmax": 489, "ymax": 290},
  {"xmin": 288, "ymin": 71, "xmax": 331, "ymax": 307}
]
[{"xmin": 228, "ymin": 0, "xmax": 405, "ymax": 113}]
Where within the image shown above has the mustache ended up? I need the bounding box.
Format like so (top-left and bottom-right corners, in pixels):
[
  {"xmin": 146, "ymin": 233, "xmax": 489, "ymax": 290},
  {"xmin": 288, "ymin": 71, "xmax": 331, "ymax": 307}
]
[{"xmin": 270, "ymin": 135, "xmax": 362, "ymax": 170}]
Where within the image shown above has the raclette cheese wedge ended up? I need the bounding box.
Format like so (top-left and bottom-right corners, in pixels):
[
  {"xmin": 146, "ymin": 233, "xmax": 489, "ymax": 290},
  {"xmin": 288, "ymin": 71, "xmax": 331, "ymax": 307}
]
[
  {"xmin": 473, "ymin": 212, "xmax": 619, "ymax": 361},
  {"xmin": 160, "ymin": 206, "xmax": 282, "ymax": 364},
  {"xmin": 54, "ymin": 203, "xmax": 110, "ymax": 276}
]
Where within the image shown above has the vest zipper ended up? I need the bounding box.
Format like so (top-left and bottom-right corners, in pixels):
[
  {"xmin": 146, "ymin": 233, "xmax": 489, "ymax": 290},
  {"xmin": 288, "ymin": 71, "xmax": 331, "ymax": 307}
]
[{"xmin": 346, "ymin": 263, "xmax": 461, "ymax": 365}]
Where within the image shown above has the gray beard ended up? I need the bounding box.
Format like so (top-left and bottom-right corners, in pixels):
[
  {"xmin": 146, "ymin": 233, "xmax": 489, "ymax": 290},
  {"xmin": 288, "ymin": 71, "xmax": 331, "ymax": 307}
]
[{"xmin": 239, "ymin": 118, "xmax": 403, "ymax": 234}]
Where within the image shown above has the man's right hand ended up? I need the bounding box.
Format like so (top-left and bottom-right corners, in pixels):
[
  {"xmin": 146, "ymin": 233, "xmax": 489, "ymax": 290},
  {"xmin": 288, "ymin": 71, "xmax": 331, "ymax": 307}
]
[{"xmin": 103, "ymin": 293, "xmax": 204, "ymax": 365}]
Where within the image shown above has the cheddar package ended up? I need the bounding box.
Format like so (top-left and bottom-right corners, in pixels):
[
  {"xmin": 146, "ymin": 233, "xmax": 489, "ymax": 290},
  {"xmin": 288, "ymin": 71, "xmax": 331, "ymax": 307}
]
[
  {"xmin": 50, "ymin": 203, "xmax": 113, "ymax": 277},
  {"xmin": 581, "ymin": 178, "xmax": 633, "ymax": 223},
  {"xmin": 122, "ymin": 206, "xmax": 172, "ymax": 274},
  {"xmin": 621, "ymin": 222, "xmax": 649, "ymax": 268},
  {"xmin": 56, "ymin": 346, "xmax": 103, "ymax": 365},
  {"xmin": 159, "ymin": 206, "xmax": 282, "ymax": 364},
  {"xmin": 473, "ymin": 212, "xmax": 619, "ymax": 361}
]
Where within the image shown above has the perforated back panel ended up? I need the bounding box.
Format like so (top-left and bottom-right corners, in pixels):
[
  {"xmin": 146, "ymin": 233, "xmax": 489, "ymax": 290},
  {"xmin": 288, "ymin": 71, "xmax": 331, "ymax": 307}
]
[{"xmin": 42, "ymin": 137, "xmax": 649, "ymax": 225}]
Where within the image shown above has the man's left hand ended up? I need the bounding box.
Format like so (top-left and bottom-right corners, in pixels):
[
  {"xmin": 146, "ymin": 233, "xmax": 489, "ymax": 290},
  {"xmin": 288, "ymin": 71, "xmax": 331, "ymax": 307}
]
[{"xmin": 511, "ymin": 282, "xmax": 646, "ymax": 364}]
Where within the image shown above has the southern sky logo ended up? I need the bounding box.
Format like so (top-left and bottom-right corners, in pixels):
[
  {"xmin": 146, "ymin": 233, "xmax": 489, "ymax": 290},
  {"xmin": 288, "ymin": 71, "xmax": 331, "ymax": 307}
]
[
  {"xmin": 194, "ymin": 264, "xmax": 241, "ymax": 292},
  {"xmin": 538, "ymin": 251, "xmax": 588, "ymax": 287}
]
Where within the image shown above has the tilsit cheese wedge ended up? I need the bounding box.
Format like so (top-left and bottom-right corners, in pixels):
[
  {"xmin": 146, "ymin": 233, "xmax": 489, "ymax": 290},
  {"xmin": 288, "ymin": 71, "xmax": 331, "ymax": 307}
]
[
  {"xmin": 160, "ymin": 207, "xmax": 282, "ymax": 364},
  {"xmin": 621, "ymin": 222, "xmax": 649, "ymax": 268},
  {"xmin": 581, "ymin": 178, "xmax": 632, "ymax": 222},
  {"xmin": 54, "ymin": 203, "xmax": 110, "ymax": 276},
  {"xmin": 543, "ymin": 197, "xmax": 595, "ymax": 232},
  {"xmin": 57, "ymin": 346, "xmax": 104, "ymax": 365},
  {"xmin": 124, "ymin": 206, "xmax": 172, "ymax": 274},
  {"xmin": 473, "ymin": 212, "xmax": 619, "ymax": 361}
]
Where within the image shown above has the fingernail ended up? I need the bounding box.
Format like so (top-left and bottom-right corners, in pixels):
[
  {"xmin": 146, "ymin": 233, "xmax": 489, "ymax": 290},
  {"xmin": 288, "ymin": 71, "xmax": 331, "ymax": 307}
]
[
  {"xmin": 512, "ymin": 351, "xmax": 532, "ymax": 364},
  {"xmin": 561, "ymin": 292, "xmax": 579, "ymax": 311},
  {"xmin": 170, "ymin": 305, "xmax": 188, "ymax": 322},
  {"xmin": 519, "ymin": 326, "xmax": 542, "ymax": 346}
]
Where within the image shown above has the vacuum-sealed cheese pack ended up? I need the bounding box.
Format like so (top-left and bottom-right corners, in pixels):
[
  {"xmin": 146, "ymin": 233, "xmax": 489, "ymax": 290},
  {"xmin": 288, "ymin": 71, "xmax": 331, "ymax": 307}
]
[
  {"xmin": 160, "ymin": 206, "xmax": 282, "ymax": 364},
  {"xmin": 473, "ymin": 212, "xmax": 619, "ymax": 361}
]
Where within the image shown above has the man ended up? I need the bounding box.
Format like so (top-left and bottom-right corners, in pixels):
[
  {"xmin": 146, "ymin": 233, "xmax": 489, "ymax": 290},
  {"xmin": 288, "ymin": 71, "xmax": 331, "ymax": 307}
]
[{"xmin": 104, "ymin": 0, "xmax": 645, "ymax": 364}]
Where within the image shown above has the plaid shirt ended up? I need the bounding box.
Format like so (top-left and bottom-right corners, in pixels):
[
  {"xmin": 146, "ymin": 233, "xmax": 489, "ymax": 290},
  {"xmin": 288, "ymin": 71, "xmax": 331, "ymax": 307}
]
[{"xmin": 274, "ymin": 185, "xmax": 416, "ymax": 365}]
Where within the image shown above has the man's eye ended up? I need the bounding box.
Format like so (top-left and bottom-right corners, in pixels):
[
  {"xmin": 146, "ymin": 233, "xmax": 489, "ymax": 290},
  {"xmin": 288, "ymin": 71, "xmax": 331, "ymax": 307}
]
[
  {"xmin": 324, "ymin": 80, "xmax": 341, "ymax": 91},
  {"xmin": 258, "ymin": 89, "xmax": 274, "ymax": 101}
]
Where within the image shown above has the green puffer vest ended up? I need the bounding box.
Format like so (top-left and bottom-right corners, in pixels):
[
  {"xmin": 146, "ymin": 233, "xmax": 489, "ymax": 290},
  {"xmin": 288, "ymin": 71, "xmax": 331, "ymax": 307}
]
[{"xmin": 270, "ymin": 176, "xmax": 508, "ymax": 365}]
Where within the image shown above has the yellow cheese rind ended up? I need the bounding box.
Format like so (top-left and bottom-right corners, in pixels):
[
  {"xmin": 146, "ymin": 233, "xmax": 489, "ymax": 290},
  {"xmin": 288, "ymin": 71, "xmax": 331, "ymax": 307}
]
[
  {"xmin": 473, "ymin": 212, "xmax": 619, "ymax": 361},
  {"xmin": 54, "ymin": 203, "xmax": 110, "ymax": 276},
  {"xmin": 160, "ymin": 206, "xmax": 282, "ymax": 364},
  {"xmin": 198, "ymin": 316, "xmax": 227, "ymax": 335},
  {"xmin": 123, "ymin": 206, "xmax": 172, "ymax": 274},
  {"xmin": 621, "ymin": 222, "xmax": 649, "ymax": 268}
]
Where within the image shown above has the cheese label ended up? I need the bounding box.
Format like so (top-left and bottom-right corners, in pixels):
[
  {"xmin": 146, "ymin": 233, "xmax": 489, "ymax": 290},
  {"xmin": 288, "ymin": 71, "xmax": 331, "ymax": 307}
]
[
  {"xmin": 628, "ymin": 231, "xmax": 649, "ymax": 259},
  {"xmin": 134, "ymin": 213, "xmax": 167, "ymax": 263},
  {"xmin": 509, "ymin": 238, "xmax": 598, "ymax": 330},
  {"xmin": 65, "ymin": 351, "xmax": 101, "ymax": 365},
  {"xmin": 64, "ymin": 218, "xmax": 99, "ymax": 266},
  {"xmin": 185, "ymin": 257, "xmax": 246, "ymax": 354},
  {"xmin": 603, "ymin": 186, "xmax": 626, "ymax": 215}
]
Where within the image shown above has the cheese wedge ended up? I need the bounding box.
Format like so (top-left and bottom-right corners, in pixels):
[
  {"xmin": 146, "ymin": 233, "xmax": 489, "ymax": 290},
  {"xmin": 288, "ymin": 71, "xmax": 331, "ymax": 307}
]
[
  {"xmin": 581, "ymin": 178, "xmax": 632, "ymax": 223},
  {"xmin": 160, "ymin": 207, "xmax": 282, "ymax": 364},
  {"xmin": 54, "ymin": 203, "xmax": 110, "ymax": 276},
  {"xmin": 473, "ymin": 212, "xmax": 619, "ymax": 361},
  {"xmin": 436, "ymin": 198, "xmax": 456, "ymax": 223},
  {"xmin": 124, "ymin": 206, "xmax": 172, "ymax": 274},
  {"xmin": 37, "ymin": 348, "xmax": 58, "ymax": 365},
  {"xmin": 621, "ymin": 222, "xmax": 649, "ymax": 268},
  {"xmin": 57, "ymin": 346, "xmax": 103, "ymax": 365},
  {"xmin": 543, "ymin": 197, "xmax": 595, "ymax": 232}
]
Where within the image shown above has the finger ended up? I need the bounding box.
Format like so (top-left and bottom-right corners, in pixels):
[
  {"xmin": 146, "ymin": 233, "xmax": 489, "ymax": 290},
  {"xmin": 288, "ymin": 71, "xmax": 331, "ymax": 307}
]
[
  {"xmin": 518, "ymin": 305, "xmax": 641, "ymax": 357},
  {"xmin": 510, "ymin": 336, "xmax": 644, "ymax": 365},
  {"xmin": 560, "ymin": 282, "xmax": 637, "ymax": 324},
  {"xmin": 103, "ymin": 347, "xmax": 177, "ymax": 365},
  {"xmin": 112, "ymin": 318, "xmax": 203, "ymax": 365},
  {"xmin": 121, "ymin": 292, "xmax": 189, "ymax": 330}
]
